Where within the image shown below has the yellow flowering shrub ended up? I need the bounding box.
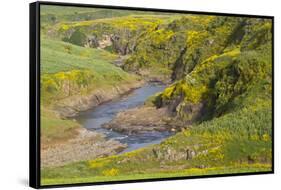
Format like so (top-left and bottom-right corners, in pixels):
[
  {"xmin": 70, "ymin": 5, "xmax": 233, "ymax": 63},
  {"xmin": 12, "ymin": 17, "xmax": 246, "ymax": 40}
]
[{"xmin": 102, "ymin": 168, "xmax": 119, "ymax": 176}]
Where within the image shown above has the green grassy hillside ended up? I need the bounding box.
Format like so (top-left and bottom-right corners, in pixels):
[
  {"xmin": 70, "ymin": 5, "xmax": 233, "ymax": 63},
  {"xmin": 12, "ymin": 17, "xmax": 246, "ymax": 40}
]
[
  {"xmin": 41, "ymin": 38, "xmax": 138, "ymax": 104},
  {"xmin": 41, "ymin": 5, "xmax": 174, "ymax": 25}
]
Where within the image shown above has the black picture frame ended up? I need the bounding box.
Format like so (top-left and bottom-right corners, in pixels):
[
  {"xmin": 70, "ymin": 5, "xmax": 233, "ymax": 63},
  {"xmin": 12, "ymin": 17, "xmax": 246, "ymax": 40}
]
[{"xmin": 30, "ymin": 1, "xmax": 274, "ymax": 188}]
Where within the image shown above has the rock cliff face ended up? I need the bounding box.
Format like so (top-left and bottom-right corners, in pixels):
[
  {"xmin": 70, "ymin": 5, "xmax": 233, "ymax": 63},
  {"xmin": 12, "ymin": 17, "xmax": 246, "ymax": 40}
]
[{"xmin": 85, "ymin": 33, "xmax": 133, "ymax": 54}]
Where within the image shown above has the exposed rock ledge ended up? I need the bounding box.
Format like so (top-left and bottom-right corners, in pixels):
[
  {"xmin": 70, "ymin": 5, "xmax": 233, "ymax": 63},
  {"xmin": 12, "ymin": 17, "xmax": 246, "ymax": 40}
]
[
  {"xmin": 103, "ymin": 106, "xmax": 179, "ymax": 134},
  {"xmin": 41, "ymin": 128, "xmax": 127, "ymax": 168},
  {"xmin": 53, "ymin": 81, "xmax": 144, "ymax": 118}
]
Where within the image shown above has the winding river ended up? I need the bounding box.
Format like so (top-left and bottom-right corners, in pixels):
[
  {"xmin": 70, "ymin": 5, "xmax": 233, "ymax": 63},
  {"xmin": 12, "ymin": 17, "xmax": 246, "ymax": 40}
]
[{"xmin": 75, "ymin": 83, "xmax": 173, "ymax": 153}]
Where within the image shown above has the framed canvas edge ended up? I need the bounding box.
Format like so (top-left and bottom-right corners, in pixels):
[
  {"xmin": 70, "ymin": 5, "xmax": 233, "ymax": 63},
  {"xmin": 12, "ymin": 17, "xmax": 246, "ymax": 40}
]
[
  {"xmin": 29, "ymin": 1, "xmax": 275, "ymax": 189},
  {"xmin": 30, "ymin": 1, "xmax": 41, "ymax": 189}
]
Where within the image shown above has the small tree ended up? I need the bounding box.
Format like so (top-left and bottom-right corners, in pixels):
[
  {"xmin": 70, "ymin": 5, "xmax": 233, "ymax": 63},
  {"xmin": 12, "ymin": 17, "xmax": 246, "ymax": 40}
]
[{"xmin": 68, "ymin": 30, "xmax": 87, "ymax": 46}]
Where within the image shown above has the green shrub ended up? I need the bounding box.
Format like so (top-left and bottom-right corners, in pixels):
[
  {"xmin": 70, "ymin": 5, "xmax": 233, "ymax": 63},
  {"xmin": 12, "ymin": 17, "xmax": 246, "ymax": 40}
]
[{"xmin": 67, "ymin": 29, "xmax": 87, "ymax": 46}]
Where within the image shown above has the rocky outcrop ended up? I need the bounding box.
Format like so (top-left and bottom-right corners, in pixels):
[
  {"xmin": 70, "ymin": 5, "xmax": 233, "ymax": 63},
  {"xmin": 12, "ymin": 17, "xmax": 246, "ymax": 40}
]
[
  {"xmin": 41, "ymin": 128, "xmax": 127, "ymax": 168},
  {"xmin": 85, "ymin": 35, "xmax": 99, "ymax": 48},
  {"xmin": 152, "ymin": 146, "xmax": 210, "ymax": 162},
  {"xmin": 152, "ymin": 146, "xmax": 197, "ymax": 161},
  {"xmin": 103, "ymin": 106, "xmax": 176, "ymax": 134},
  {"xmin": 175, "ymin": 101, "xmax": 206, "ymax": 124},
  {"xmin": 113, "ymin": 55, "xmax": 128, "ymax": 67},
  {"xmin": 110, "ymin": 34, "xmax": 129, "ymax": 55}
]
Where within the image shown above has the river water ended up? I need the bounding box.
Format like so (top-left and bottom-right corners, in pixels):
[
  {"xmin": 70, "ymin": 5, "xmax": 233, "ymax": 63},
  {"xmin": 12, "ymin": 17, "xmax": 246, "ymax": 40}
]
[{"xmin": 75, "ymin": 83, "xmax": 173, "ymax": 153}]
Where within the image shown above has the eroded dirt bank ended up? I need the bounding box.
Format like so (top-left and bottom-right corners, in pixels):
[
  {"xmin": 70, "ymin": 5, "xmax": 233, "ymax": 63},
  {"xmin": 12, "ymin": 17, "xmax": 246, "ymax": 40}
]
[
  {"xmin": 53, "ymin": 80, "xmax": 144, "ymax": 118},
  {"xmin": 41, "ymin": 128, "xmax": 126, "ymax": 168}
]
